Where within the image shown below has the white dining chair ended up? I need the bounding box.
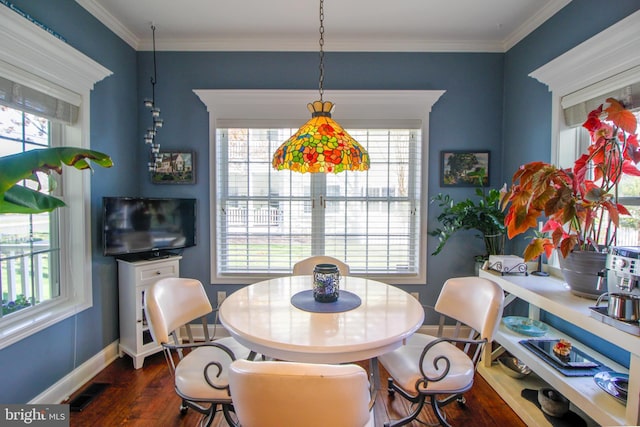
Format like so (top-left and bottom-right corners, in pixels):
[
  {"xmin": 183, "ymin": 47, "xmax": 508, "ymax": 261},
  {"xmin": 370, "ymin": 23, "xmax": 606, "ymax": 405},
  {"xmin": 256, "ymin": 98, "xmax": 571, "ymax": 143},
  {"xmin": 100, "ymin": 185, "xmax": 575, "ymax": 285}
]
[
  {"xmin": 228, "ymin": 359, "xmax": 374, "ymax": 427},
  {"xmin": 144, "ymin": 277, "xmax": 254, "ymax": 427},
  {"xmin": 379, "ymin": 276, "xmax": 505, "ymax": 427},
  {"xmin": 292, "ymin": 255, "xmax": 350, "ymax": 276}
]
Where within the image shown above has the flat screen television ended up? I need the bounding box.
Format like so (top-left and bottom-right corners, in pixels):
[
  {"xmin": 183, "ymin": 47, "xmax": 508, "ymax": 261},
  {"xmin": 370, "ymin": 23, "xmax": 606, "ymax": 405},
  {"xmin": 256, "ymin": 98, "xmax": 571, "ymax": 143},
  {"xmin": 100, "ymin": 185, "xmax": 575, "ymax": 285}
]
[{"xmin": 103, "ymin": 197, "xmax": 196, "ymax": 258}]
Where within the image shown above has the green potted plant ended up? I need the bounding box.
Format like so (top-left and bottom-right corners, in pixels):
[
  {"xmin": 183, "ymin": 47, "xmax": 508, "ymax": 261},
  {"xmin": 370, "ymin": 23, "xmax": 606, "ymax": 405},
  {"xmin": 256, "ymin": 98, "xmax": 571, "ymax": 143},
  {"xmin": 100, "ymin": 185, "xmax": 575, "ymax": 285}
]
[
  {"xmin": 429, "ymin": 184, "xmax": 506, "ymax": 261},
  {"xmin": 501, "ymin": 98, "xmax": 639, "ymax": 297},
  {"xmin": 0, "ymin": 147, "xmax": 112, "ymax": 214}
]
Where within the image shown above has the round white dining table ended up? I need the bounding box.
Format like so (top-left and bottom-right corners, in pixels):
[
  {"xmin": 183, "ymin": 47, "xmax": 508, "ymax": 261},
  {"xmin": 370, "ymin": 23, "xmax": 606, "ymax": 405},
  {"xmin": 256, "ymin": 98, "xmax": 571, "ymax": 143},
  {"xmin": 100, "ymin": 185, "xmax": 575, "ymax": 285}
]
[{"xmin": 219, "ymin": 275, "xmax": 425, "ymax": 364}]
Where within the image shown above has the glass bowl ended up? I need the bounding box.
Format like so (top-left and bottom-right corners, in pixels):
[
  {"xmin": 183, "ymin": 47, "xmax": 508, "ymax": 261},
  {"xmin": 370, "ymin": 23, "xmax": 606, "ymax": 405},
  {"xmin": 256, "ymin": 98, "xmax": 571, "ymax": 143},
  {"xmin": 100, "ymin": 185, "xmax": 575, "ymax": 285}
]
[{"xmin": 497, "ymin": 356, "xmax": 532, "ymax": 379}]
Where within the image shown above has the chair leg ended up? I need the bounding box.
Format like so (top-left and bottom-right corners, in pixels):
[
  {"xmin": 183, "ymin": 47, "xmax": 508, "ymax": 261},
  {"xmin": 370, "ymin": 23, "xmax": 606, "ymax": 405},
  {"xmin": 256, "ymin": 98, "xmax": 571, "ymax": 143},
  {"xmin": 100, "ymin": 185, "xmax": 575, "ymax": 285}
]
[
  {"xmin": 198, "ymin": 404, "xmax": 216, "ymax": 427},
  {"xmin": 430, "ymin": 395, "xmax": 452, "ymax": 427},
  {"xmin": 384, "ymin": 378, "xmax": 427, "ymax": 427},
  {"xmin": 222, "ymin": 403, "xmax": 239, "ymax": 427}
]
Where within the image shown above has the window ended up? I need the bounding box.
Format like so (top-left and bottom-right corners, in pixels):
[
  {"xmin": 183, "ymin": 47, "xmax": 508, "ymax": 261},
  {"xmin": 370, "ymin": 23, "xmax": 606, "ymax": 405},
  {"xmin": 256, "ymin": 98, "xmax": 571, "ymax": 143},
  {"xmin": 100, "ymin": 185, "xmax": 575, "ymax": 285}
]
[
  {"xmin": 0, "ymin": 107, "xmax": 61, "ymax": 318},
  {"xmin": 590, "ymin": 111, "xmax": 640, "ymax": 246},
  {"xmin": 616, "ymin": 112, "xmax": 640, "ymax": 246},
  {"xmin": 194, "ymin": 89, "xmax": 445, "ymax": 284},
  {"xmin": 0, "ymin": 6, "xmax": 111, "ymax": 348},
  {"xmin": 216, "ymin": 127, "xmax": 421, "ymax": 277}
]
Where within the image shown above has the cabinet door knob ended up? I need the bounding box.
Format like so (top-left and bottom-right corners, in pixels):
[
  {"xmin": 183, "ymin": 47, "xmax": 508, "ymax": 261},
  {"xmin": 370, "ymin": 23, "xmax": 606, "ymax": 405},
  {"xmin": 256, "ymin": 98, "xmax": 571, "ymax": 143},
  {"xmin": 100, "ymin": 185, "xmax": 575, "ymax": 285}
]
[{"xmin": 156, "ymin": 271, "xmax": 161, "ymax": 275}]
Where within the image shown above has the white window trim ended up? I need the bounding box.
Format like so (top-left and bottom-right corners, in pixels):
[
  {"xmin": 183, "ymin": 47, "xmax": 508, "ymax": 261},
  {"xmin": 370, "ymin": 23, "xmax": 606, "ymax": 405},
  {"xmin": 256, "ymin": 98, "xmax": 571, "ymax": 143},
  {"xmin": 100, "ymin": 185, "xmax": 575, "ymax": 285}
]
[
  {"xmin": 0, "ymin": 5, "xmax": 112, "ymax": 349},
  {"xmin": 193, "ymin": 89, "xmax": 444, "ymax": 285},
  {"xmin": 529, "ymin": 10, "xmax": 640, "ymax": 165}
]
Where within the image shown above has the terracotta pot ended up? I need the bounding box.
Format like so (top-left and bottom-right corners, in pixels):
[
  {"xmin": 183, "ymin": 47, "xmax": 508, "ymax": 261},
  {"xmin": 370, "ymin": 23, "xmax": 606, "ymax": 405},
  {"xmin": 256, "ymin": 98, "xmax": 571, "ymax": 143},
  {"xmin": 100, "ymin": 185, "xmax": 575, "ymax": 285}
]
[{"xmin": 558, "ymin": 251, "xmax": 607, "ymax": 299}]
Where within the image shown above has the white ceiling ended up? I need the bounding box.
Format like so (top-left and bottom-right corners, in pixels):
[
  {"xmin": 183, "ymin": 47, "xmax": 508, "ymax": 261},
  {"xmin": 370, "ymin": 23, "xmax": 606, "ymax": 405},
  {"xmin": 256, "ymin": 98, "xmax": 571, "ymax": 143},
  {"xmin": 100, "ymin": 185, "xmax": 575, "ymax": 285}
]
[{"xmin": 76, "ymin": 0, "xmax": 571, "ymax": 52}]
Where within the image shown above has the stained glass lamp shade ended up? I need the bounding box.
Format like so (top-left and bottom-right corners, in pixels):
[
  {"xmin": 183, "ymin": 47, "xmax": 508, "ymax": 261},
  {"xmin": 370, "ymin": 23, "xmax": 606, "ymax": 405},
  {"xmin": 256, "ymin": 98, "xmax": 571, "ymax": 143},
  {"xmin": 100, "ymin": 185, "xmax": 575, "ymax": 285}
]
[{"xmin": 272, "ymin": 100, "xmax": 370, "ymax": 174}]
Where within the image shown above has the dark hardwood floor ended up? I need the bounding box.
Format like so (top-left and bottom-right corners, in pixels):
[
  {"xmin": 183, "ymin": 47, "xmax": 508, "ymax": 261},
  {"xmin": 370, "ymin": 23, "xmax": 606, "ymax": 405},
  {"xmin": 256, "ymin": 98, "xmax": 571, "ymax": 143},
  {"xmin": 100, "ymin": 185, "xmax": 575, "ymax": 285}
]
[{"xmin": 67, "ymin": 352, "xmax": 526, "ymax": 427}]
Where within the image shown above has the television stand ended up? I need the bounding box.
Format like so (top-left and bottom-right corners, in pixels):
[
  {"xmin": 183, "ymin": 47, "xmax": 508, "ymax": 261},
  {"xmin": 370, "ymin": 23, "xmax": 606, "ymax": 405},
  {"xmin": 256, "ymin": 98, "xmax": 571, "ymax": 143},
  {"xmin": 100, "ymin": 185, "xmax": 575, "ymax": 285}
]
[
  {"xmin": 117, "ymin": 256, "xmax": 182, "ymax": 368},
  {"xmin": 116, "ymin": 251, "xmax": 181, "ymax": 263},
  {"xmin": 147, "ymin": 253, "xmax": 171, "ymax": 260}
]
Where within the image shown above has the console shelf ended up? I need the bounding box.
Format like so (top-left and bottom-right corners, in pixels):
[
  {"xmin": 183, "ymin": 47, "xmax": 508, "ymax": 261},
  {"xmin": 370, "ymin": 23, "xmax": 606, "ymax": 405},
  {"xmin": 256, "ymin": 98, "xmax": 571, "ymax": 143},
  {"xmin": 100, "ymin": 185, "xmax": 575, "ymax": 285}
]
[
  {"xmin": 479, "ymin": 269, "xmax": 639, "ymax": 426},
  {"xmin": 117, "ymin": 256, "xmax": 181, "ymax": 369}
]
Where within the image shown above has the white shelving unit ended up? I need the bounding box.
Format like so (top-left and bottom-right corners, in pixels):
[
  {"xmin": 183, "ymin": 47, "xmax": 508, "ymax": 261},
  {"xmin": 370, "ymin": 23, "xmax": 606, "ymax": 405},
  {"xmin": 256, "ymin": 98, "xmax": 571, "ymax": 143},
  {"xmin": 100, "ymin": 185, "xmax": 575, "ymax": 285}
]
[
  {"xmin": 117, "ymin": 256, "xmax": 181, "ymax": 369},
  {"xmin": 478, "ymin": 269, "xmax": 639, "ymax": 426}
]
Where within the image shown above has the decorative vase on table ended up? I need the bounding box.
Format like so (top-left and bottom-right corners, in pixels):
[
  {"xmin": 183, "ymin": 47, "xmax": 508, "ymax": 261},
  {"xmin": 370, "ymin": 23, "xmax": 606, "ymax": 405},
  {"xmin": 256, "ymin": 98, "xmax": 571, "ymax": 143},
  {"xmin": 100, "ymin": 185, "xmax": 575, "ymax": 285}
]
[
  {"xmin": 558, "ymin": 251, "xmax": 607, "ymax": 299},
  {"xmin": 483, "ymin": 233, "xmax": 505, "ymax": 258},
  {"xmin": 313, "ymin": 264, "xmax": 340, "ymax": 302}
]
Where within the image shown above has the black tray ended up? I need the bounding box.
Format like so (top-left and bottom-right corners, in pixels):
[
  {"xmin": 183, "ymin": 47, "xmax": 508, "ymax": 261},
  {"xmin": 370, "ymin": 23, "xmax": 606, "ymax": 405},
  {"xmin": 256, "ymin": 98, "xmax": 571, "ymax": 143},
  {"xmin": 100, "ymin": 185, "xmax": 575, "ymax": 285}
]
[{"xmin": 521, "ymin": 339, "xmax": 598, "ymax": 368}]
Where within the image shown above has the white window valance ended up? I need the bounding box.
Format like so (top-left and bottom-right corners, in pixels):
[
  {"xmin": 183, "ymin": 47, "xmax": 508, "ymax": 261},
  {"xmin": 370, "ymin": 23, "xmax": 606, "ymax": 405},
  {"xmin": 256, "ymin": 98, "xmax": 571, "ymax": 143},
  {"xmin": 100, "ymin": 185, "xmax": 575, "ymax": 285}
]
[{"xmin": 0, "ymin": 73, "xmax": 79, "ymax": 124}]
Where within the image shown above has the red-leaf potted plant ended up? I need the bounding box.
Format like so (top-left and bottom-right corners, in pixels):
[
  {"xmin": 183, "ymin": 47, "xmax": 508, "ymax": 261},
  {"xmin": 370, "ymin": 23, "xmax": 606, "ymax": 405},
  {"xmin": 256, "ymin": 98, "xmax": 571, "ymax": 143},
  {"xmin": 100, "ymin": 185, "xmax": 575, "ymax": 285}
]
[{"xmin": 501, "ymin": 98, "xmax": 639, "ymax": 297}]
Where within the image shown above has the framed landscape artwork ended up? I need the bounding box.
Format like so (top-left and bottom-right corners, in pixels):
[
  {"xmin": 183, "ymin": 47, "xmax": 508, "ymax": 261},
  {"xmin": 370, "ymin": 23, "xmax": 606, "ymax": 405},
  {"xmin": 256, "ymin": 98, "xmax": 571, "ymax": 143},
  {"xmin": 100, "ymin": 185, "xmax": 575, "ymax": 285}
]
[
  {"xmin": 151, "ymin": 151, "xmax": 195, "ymax": 184},
  {"xmin": 440, "ymin": 150, "xmax": 489, "ymax": 187}
]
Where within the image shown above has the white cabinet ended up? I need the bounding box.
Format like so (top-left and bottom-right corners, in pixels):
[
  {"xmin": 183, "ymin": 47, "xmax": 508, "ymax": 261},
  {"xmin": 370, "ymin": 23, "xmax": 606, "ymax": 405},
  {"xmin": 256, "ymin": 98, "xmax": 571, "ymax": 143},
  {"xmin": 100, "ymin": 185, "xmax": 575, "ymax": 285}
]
[
  {"xmin": 117, "ymin": 256, "xmax": 181, "ymax": 369},
  {"xmin": 478, "ymin": 269, "xmax": 639, "ymax": 426}
]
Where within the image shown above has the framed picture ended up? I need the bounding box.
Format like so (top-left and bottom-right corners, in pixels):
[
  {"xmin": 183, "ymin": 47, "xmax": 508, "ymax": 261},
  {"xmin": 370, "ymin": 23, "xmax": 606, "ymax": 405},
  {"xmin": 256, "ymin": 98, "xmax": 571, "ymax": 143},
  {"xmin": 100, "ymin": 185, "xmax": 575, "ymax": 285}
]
[
  {"xmin": 440, "ymin": 150, "xmax": 489, "ymax": 187},
  {"xmin": 151, "ymin": 151, "xmax": 195, "ymax": 184}
]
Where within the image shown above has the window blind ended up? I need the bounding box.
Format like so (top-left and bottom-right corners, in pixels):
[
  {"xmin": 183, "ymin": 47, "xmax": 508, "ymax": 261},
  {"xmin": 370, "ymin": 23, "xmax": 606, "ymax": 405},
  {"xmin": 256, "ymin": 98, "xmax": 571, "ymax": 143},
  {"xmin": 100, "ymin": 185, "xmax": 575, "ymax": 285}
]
[
  {"xmin": 0, "ymin": 60, "xmax": 80, "ymax": 125},
  {"xmin": 562, "ymin": 65, "xmax": 640, "ymax": 127}
]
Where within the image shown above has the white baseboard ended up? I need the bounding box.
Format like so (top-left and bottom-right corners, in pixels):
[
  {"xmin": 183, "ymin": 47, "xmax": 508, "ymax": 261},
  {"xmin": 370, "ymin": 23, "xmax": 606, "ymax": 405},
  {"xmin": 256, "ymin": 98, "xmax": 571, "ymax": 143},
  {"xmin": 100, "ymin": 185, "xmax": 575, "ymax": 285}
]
[{"xmin": 30, "ymin": 340, "xmax": 120, "ymax": 404}]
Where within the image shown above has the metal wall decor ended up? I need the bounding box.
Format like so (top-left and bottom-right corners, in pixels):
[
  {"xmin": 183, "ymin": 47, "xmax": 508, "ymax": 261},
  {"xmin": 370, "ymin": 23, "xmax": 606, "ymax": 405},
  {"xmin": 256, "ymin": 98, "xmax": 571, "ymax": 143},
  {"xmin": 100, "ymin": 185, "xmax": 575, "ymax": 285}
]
[{"xmin": 143, "ymin": 24, "xmax": 164, "ymax": 172}]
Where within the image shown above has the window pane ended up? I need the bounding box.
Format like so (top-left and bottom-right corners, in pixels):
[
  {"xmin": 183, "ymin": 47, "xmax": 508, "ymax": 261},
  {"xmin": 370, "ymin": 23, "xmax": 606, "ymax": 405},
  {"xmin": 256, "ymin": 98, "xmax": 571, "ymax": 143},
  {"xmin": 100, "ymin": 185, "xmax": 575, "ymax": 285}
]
[
  {"xmin": 24, "ymin": 112, "xmax": 49, "ymax": 145},
  {"xmin": 0, "ymin": 105, "xmax": 23, "ymax": 140},
  {"xmin": 559, "ymin": 111, "xmax": 640, "ymax": 248},
  {"xmin": 0, "ymin": 106, "xmax": 60, "ymax": 319},
  {"xmin": 216, "ymin": 127, "xmax": 421, "ymax": 275}
]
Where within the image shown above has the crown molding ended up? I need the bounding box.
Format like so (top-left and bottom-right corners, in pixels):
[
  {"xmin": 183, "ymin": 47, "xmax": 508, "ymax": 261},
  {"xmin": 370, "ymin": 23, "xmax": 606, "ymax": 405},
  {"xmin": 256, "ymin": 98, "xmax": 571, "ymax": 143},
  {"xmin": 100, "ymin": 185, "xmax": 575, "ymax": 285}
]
[
  {"xmin": 502, "ymin": 0, "xmax": 571, "ymax": 51},
  {"xmin": 0, "ymin": 4, "xmax": 112, "ymax": 93},
  {"xmin": 75, "ymin": 0, "xmax": 140, "ymax": 49},
  {"xmin": 77, "ymin": 0, "xmax": 570, "ymax": 53},
  {"xmin": 138, "ymin": 37, "xmax": 506, "ymax": 53}
]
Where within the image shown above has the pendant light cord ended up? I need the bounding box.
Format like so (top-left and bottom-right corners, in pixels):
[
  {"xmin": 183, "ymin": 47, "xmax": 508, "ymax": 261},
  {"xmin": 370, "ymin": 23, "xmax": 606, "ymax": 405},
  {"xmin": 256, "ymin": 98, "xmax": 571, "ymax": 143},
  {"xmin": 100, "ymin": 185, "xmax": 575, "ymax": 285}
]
[
  {"xmin": 318, "ymin": 0, "xmax": 325, "ymax": 102},
  {"xmin": 151, "ymin": 24, "xmax": 157, "ymax": 102}
]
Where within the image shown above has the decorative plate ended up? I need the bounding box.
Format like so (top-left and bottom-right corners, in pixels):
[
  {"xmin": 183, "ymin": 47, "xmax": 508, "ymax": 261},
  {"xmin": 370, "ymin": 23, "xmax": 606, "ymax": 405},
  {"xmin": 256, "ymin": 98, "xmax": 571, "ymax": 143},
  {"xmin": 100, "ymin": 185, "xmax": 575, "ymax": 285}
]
[
  {"xmin": 594, "ymin": 371, "xmax": 628, "ymax": 404},
  {"xmin": 502, "ymin": 316, "xmax": 549, "ymax": 337}
]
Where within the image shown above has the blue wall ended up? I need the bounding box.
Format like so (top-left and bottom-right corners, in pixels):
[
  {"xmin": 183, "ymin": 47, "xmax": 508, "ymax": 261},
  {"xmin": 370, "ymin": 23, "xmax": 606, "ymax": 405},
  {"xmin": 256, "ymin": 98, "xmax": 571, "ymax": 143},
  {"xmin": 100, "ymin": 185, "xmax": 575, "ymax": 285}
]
[
  {"xmin": 0, "ymin": 0, "xmax": 638, "ymax": 403},
  {"xmin": 136, "ymin": 50, "xmax": 505, "ymax": 308},
  {"xmin": 0, "ymin": 0, "xmax": 138, "ymax": 403}
]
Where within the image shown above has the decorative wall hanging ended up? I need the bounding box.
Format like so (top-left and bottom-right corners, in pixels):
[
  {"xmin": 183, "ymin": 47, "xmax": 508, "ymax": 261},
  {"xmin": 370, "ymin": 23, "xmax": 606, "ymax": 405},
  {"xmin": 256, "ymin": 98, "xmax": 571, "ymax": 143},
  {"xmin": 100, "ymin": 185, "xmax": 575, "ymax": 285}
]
[
  {"xmin": 151, "ymin": 151, "xmax": 195, "ymax": 184},
  {"xmin": 440, "ymin": 150, "xmax": 490, "ymax": 187}
]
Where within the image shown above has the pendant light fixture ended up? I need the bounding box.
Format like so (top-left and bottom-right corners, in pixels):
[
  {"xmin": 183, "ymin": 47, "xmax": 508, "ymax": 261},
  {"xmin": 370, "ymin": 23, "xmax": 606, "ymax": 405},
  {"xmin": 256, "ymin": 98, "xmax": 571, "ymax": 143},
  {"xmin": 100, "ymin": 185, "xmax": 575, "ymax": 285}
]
[
  {"xmin": 271, "ymin": 0, "xmax": 370, "ymax": 174},
  {"xmin": 143, "ymin": 24, "xmax": 163, "ymax": 172}
]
